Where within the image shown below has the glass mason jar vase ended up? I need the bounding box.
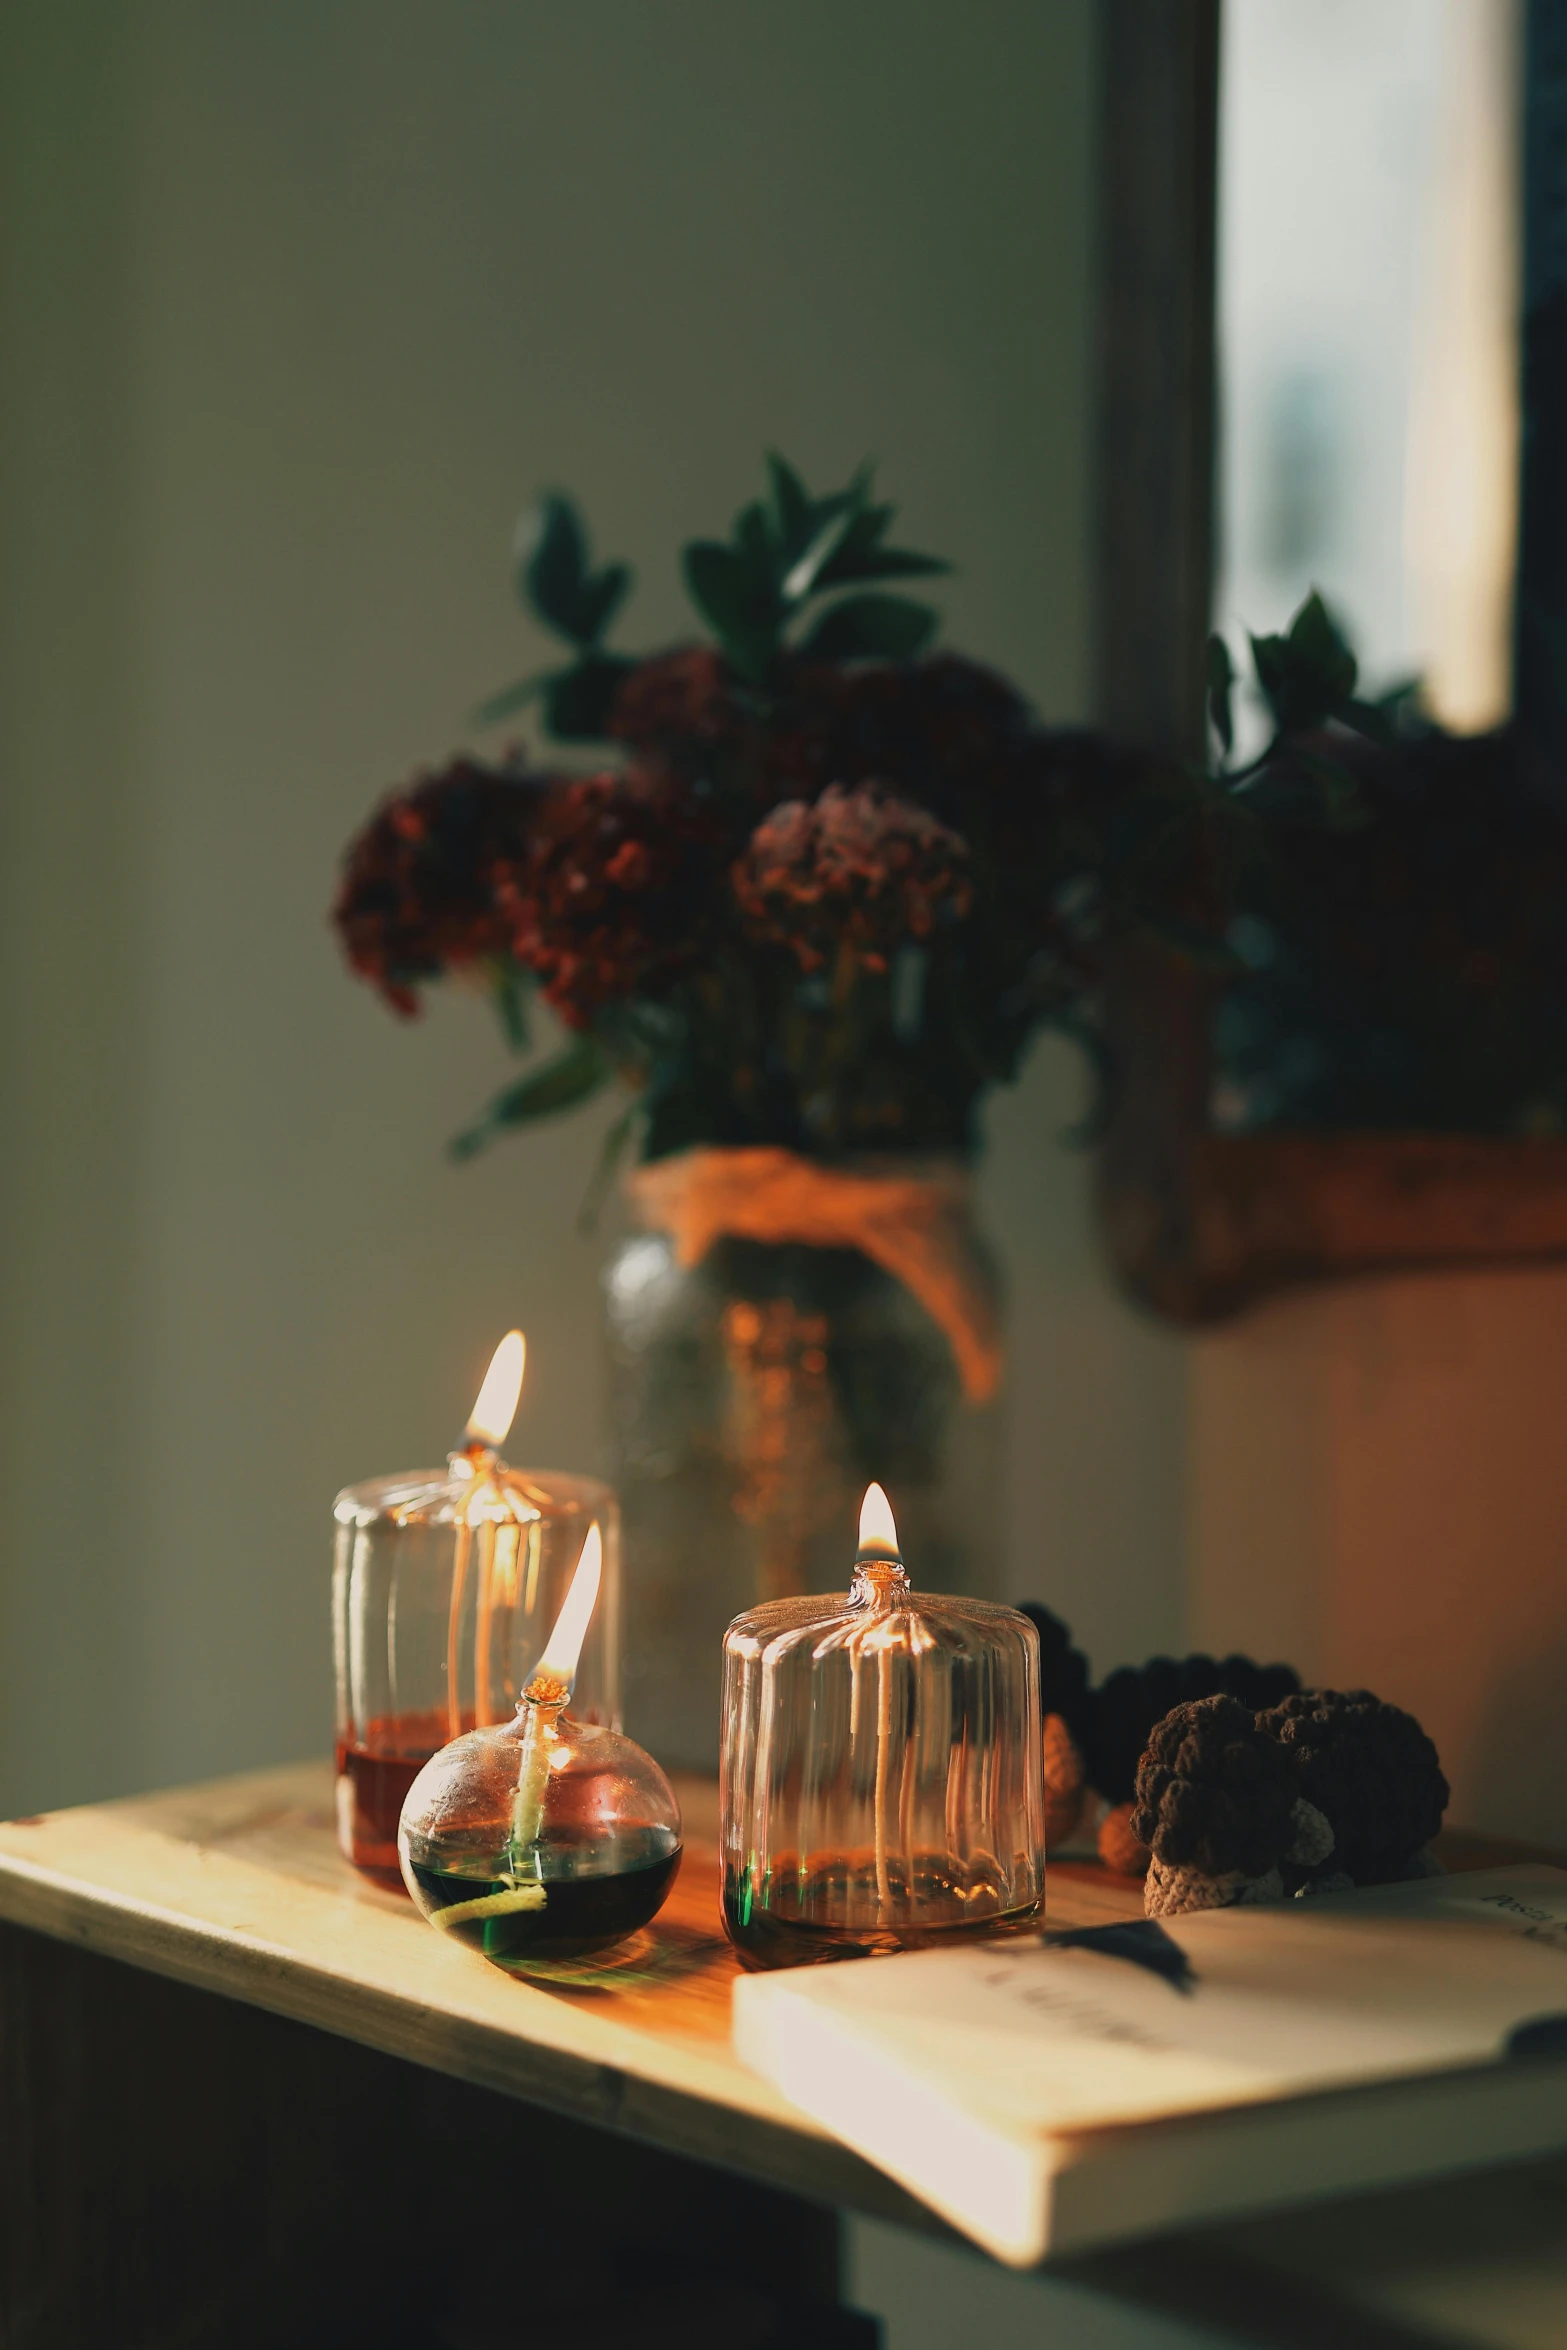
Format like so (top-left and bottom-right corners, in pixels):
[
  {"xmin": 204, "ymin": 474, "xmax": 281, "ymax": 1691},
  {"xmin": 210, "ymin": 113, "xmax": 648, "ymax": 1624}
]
[
  {"xmin": 604, "ymin": 1153, "xmax": 1003, "ymax": 1773},
  {"xmin": 332, "ymin": 1459, "xmax": 620, "ymax": 1885}
]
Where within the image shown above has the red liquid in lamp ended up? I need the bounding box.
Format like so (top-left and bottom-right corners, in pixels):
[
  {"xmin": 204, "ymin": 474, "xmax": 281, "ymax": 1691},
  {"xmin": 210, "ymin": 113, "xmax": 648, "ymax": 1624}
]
[{"xmin": 335, "ymin": 1709, "xmax": 462, "ymax": 1886}]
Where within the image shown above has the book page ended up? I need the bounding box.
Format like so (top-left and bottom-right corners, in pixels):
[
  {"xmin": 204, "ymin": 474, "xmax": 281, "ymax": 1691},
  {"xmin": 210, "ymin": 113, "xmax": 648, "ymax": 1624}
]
[{"xmin": 738, "ymin": 1867, "xmax": 1567, "ymax": 2138}]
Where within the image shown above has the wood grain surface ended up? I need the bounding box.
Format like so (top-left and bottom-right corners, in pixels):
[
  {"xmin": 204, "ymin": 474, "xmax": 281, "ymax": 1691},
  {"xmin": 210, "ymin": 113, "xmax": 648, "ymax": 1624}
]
[
  {"xmin": 0, "ymin": 1760, "xmax": 1138, "ymax": 2233},
  {"xmin": 1103, "ymin": 1126, "xmax": 1567, "ymax": 1326},
  {"xmin": 6, "ymin": 1765, "xmax": 1567, "ymax": 2349}
]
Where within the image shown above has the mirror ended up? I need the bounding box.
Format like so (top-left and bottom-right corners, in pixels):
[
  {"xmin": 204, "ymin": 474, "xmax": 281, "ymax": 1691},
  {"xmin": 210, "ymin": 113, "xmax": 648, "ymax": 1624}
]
[
  {"xmin": 1217, "ymin": 0, "xmax": 1519, "ymax": 738},
  {"xmin": 1094, "ymin": 0, "xmax": 1567, "ymax": 1323}
]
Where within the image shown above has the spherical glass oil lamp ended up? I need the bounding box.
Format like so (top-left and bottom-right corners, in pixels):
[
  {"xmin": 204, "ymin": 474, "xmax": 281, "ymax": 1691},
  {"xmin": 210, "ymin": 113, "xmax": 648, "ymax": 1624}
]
[
  {"xmin": 721, "ymin": 1483, "xmax": 1044, "ymax": 1967},
  {"xmin": 399, "ymin": 1524, "xmax": 682, "ymax": 1969},
  {"xmin": 332, "ymin": 1330, "xmax": 621, "ymax": 1886}
]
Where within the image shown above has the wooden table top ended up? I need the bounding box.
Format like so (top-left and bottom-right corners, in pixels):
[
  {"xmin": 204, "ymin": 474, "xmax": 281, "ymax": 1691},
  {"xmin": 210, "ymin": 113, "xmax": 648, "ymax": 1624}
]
[
  {"xmin": 0, "ymin": 1758, "xmax": 1139, "ymax": 2235},
  {"xmin": 5, "ymin": 1765, "xmax": 1565, "ymax": 2348}
]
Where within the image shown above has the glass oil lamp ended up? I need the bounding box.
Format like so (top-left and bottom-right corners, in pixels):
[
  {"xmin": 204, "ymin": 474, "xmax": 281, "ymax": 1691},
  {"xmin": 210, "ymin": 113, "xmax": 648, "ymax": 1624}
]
[
  {"xmin": 399, "ymin": 1525, "xmax": 682, "ymax": 1967},
  {"xmin": 332, "ymin": 1331, "xmax": 621, "ymax": 1885},
  {"xmin": 720, "ymin": 1483, "xmax": 1044, "ymax": 1967}
]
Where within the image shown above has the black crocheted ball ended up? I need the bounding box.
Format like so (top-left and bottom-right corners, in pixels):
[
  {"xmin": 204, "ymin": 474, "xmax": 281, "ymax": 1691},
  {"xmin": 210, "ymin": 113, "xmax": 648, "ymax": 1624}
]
[
  {"xmin": 1085, "ymin": 1654, "xmax": 1301, "ymax": 1806},
  {"xmin": 1131, "ymin": 1694, "xmax": 1298, "ymax": 1880},
  {"xmin": 1016, "ymin": 1604, "xmax": 1093, "ymax": 1752},
  {"xmin": 1260, "ymin": 1689, "xmax": 1449, "ymax": 1883}
]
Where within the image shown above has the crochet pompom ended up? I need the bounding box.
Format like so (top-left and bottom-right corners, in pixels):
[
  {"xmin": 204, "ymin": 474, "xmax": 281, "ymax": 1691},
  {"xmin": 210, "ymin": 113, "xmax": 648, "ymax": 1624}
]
[
  {"xmin": 1017, "ymin": 1604, "xmax": 1092, "ymax": 1754},
  {"xmin": 1131, "ymin": 1694, "xmax": 1297, "ymax": 1883},
  {"xmin": 1043, "ymin": 1712, "xmax": 1088, "ymax": 1846},
  {"xmin": 1097, "ymin": 1800, "xmax": 1152, "ymax": 1877},
  {"xmin": 1084, "ymin": 1655, "xmax": 1301, "ymax": 1807},
  {"xmin": 1260, "ymin": 1689, "xmax": 1449, "ymax": 1884}
]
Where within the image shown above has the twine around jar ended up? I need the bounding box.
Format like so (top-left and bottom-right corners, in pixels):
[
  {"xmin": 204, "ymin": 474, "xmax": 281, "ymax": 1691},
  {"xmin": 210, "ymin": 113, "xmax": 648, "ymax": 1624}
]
[{"xmin": 626, "ymin": 1145, "xmax": 1003, "ymax": 1403}]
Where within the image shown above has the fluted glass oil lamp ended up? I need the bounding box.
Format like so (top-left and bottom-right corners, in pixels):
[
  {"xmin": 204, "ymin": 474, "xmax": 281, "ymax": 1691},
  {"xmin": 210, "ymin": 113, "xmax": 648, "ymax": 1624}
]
[
  {"xmin": 399, "ymin": 1523, "xmax": 682, "ymax": 1968},
  {"xmin": 721, "ymin": 1483, "xmax": 1044, "ymax": 1967},
  {"xmin": 332, "ymin": 1331, "xmax": 621, "ymax": 1885}
]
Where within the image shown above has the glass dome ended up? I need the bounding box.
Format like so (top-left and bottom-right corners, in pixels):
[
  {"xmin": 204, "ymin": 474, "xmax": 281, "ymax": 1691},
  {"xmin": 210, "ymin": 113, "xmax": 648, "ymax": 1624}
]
[
  {"xmin": 720, "ymin": 1485, "xmax": 1044, "ymax": 1967},
  {"xmin": 331, "ymin": 1334, "xmax": 621, "ymax": 1884}
]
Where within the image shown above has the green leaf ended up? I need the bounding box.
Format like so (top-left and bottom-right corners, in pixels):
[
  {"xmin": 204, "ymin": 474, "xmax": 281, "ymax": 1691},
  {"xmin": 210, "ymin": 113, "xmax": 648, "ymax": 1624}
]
[
  {"xmin": 766, "ymin": 451, "xmax": 812, "ymax": 551},
  {"xmin": 797, "ymin": 592, "xmax": 939, "ymax": 663},
  {"xmin": 820, "ymin": 543, "xmax": 952, "ymax": 586},
  {"xmin": 515, "ymin": 494, "xmax": 631, "ymax": 648},
  {"xmin": 781, "ymin": 502, "xmax": 864, "ymax": 603},
  {"xmin": 473, "ymin": 671, "xmax": 549, "ymax": 729},
  {"xmin": 571, "ymin": 560, "xmax": 631, "ymax": 647},
  {"xmin": 1289, "ymin": 589, "xmax": 1358, "ymax": 700},
  {"xmin": 517, "ymin": 494, "xmax": 590, "ymax": 639},
  {"xmin": 682, "ymin": 539, "xmax": 781, "ymax": 681},
  {"xmin": 1206, "ymin": 633, "xmax": 1235, "ymax": 759},
  {"xmin": 492, "ymin": 962, "xmax": 532, "ymax": 1052},
  {"xmin": 734, "ymin": 500, "xmax": 776, "ymax": 566},
  {"xmin": 542, "ymin": 653, "xmax": 634, "ymax": 740},
  {"xmin": 1248, "ymin": 630, "xmax": 1290, "ymax": 717},
  {"xmin": 1250, "ymin": 591, "xmax": 1359, "ymax": 736},
  {"xmin": 812, "ymin": 497, "xmax": 950, "ymax": 589},
  {"xmin": 838, "ymin": 458, "xmax": 876, "ymax": 513},
  {"xmin": 576, "ymin": 1102, "xmax": 641, "ymax": 1233},
  {"xmin": 449, "ymin": 1037, "xmax": 613, "ymax": 1159},
  {"xmin": 1337, "ymin": 679, "xmax": 1423, "ymax": 748}
]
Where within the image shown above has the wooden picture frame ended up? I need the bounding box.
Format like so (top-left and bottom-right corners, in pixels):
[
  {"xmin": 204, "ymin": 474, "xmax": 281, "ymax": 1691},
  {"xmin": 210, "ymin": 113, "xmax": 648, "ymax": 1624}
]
[{"xmin": 1089, "ymin": 0, "xmax": 1567, "ymax": 1326}]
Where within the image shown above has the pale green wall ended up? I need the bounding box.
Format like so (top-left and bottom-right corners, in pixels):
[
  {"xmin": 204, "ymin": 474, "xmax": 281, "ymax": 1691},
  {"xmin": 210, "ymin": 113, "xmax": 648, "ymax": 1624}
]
[{"xmin": 0, "ymin": 0, "xmax": 1185, "ymax": 1815}]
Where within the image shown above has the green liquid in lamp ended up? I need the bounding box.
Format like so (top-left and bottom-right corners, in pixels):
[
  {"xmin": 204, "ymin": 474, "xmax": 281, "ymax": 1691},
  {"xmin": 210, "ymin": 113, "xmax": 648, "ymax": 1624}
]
[
  {"xmin": 407, "ymin": 1826, "xmax": 681, "ymax": 1962},
  {"xmin": 722, "ymin": 1854, "xmax": 1040, "ymax": 1969}
]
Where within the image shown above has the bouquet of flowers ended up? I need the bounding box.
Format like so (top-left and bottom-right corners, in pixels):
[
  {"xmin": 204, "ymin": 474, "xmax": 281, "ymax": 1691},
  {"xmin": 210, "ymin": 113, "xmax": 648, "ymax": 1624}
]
[
  {"xmin": 331, "ymin": 463, "xmax": 1567, "ymax": 1749},
  {"xmin": 333, "ymin": 458, "xmax": 1139, "ymax": 1177}
]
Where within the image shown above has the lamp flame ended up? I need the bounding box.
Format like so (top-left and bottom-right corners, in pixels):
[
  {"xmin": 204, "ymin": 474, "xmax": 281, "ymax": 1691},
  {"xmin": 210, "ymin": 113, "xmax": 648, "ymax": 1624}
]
[
  {"xmin": 534, "ymin": 1522, "xmax": 602, "ymax": 1688},
  {"xmin": 857, "ymin": 1481, "xmax": 900, "ymax": 1560},
  {"xmin": 465, "ymin": 1330, "xmax": 526, "ymax": 1450}
]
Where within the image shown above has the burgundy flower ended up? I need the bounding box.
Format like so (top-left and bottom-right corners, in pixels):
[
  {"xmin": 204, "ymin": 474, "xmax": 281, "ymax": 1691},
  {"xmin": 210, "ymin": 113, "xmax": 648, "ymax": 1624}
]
[
  {"xmin": 732, "ymin": 783, "xmax": 972, "ymax": 974},
  {"xmin": 609, "ymin": 646, "xmax": 752, "ymax": 766},
  {"xmin": 759, "ymin": 654, "xmax": 1032, "ymax": 816},
  {"xmin": 332, "ymin": 757, "xmax": 543, "ymax": 1015},
  {"xmin": 503, "ymin": 770, "xmax": 722, "ymax": 1025}
]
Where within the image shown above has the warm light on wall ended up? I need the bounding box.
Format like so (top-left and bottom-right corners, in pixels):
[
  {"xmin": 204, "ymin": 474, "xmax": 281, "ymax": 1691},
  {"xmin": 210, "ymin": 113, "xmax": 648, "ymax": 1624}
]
[{"xmin": 1405, "ymin": 0, "xmax": 1522, "ymax": 732}]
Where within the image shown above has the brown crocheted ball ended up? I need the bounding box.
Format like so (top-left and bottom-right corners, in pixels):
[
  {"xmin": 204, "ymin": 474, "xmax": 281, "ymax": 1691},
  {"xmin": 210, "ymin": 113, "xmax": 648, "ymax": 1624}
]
[
  {"xmin": 1082, "ymin": 1653, "xmax": 1301, "ymax": 1806},
  {"xmin": 1016, "ymin": 1604, "xmax": 1093, "ymax": 1756},
  {"xmin": 1260, "ymin": 1689, "xmax": 1449, "ymax": 1884},
  {"xmin": 1097, "ymin": 1801, "xmax": 1152, "ymax": 1877},
  {"xmin": 1043, "ymin": 1712, "xmax": 1088, "ymax": 1846},
  {"xmin": 1131, "ymin": 1694, "xmax": 1297, "ymax": 1882}
]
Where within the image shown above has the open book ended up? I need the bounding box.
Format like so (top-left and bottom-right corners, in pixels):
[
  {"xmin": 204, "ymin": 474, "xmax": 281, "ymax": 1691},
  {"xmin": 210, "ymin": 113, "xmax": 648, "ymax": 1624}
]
[{"xmin": 731, "ymin": 1866, "xmax": 1567, "ymax": 2264}]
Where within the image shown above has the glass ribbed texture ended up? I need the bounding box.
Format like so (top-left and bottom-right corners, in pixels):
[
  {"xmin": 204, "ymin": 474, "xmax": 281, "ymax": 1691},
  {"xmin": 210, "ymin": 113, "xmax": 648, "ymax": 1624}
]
[
  {"xmin": 331, "ymin": 1462, "xmax": 620, "ymax": 1881},
  {"xmin": 720, "ymin": 1563, "xmax": 1043, "ymax": 1967}
]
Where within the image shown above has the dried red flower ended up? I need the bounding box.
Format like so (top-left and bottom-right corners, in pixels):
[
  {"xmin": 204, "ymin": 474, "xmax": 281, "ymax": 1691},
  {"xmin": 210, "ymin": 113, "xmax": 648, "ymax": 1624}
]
[
  {"xmin": 609, "ymin": 647, "xmax": 754, "ymax": 770},
  {"xmin": 760, "ymin": 654, "xmax": 1032, "ymax": 816},
  {"xmin": 608, "ymin": 648, "xmax": 1042, "ymax": 830},
  {"xmin": 332, "ymin": 757, "xmax": 543, "ymax": 1015},
  {"xmin": 502, "ymin": 770, "xmax": 722, "ymax": 1025},
  {"xmin": 732, "ymin": 783, "xmax": 973, "ymax": 974}
]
